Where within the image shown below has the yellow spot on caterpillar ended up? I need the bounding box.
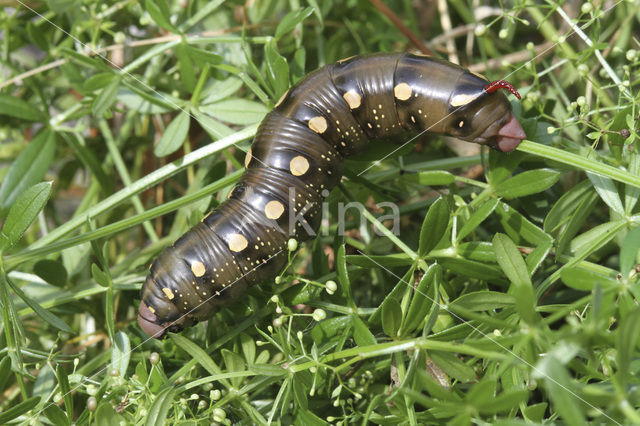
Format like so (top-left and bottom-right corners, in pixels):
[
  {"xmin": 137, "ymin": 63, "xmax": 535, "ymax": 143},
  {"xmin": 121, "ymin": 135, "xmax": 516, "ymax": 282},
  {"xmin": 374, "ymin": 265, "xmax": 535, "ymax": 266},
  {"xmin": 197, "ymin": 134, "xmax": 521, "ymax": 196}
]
[
  {"xmin": 343, "ymin": 90, "xmax": 361, "ymax": 109},
  {"xmin": 290, "ymin": 156, "xmax": 309, "ymax": 176},
  {"xmin": 450, "ymin": 93, "xmax": 481, "ymax": 107},
  {"xmin": 244, "ymin": 148, "xmax": 252, "ymax": 168},
  {"xmin": 309, "ymin": 116, "xmax": 328, "ymax": 134},
  {"xmin": 148, "ymin": 305, "xmax": 155, "ymax": 313},
  {"xmin": 394, "ymin": 83, "xmax": 412, "ymax": 100},
  {"xmin": 275, "ymin": 89, "xmax": 289, "ymax": 107},
  {"xmin": 458, "ymin": 120, "xmax": 465, "ymax": 128},
  {"xmin": 162, "ymin": 288, "xmax": 174, "ymax": 300},
  {"xmin": 191, "ymin": 261, "xmax": 206, "ymax": 277},
  {"xmin": 265, "ymin": 200, "xmax": 284, "ymax": 219},
  {"xmin": 229, "ymin": 233, "xmax": 248, "ymax": 252}
]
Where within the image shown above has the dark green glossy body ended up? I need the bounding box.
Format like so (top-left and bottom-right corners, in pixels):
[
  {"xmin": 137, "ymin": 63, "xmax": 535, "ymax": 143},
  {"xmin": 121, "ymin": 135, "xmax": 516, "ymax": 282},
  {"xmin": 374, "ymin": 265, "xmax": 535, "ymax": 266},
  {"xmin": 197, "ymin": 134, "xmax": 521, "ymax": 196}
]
[{"xmin": 138, "ymin": 53, "xmax": 520, "ymax": 338}]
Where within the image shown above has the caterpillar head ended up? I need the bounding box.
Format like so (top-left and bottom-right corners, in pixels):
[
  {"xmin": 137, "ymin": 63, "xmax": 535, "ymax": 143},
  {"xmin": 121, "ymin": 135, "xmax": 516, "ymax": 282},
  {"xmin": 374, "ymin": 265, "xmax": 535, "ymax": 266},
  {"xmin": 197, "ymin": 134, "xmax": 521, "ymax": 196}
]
[
  {"xmin": 446, "ymin": 74, "xmax": 526, "ymax": 152},
  {"xmin": 138, "ymin": 298, "xmax": 194, "ymax": 339}
]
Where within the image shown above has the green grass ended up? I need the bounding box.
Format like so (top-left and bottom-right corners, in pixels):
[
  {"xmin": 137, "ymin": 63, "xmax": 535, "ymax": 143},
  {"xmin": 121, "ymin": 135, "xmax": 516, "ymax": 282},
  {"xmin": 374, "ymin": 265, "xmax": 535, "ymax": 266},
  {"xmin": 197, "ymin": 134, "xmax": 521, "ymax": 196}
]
[{"xmin": 1, "ymin": 0, "xmax": 640, "ymax": 424}]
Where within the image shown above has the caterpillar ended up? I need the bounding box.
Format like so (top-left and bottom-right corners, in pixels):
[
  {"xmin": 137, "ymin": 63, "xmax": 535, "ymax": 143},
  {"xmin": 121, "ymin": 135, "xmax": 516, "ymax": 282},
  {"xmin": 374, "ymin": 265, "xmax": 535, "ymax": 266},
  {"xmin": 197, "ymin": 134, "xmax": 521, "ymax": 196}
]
[{"xmin": 138, "ymin": 52, "xmax": 526, "ymax": 338}]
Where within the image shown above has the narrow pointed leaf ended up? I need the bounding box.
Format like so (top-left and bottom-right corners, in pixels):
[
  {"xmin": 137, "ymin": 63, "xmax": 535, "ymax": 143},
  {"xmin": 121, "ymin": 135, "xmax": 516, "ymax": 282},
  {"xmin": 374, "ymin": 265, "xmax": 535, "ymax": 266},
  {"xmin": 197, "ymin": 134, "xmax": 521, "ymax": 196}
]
[
  {"xmin": 154, "ymin": 111, "xmax": 190, "ymax": 157},
  {"xmin": 1, "ymin": 182, "xmax": 52, "ymax": 248},
  {"xmin": 418, "ymin": 197, "xmax": 449, "ymax": 257}
]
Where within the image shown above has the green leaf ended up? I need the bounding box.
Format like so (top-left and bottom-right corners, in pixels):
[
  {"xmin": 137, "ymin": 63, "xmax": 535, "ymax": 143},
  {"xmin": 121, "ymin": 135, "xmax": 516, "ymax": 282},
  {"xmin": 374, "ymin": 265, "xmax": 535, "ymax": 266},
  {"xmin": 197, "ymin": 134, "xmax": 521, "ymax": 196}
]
[
  {"xmin": 91, "ymin": 263, "xmax": 109, "ymax": 287},
  {"xmin": 0, "ymin": 94, "xmax": 45, "ymax": 121},
  {"xmin": 145, "ymin": 0, "xmax": 179, "ymax": 33},
  {"xmin": 6, "ymin": 277, "xmax": 72, "ymax": 333},
  {"xmin": 84, "ymin": 72, "xmax": 116, "ymax": 91},
  {"xmin": 61, "ymin": 48, "xmax": 106, "ymax": 71},
  {"xmin": 487, "ymin": 149, "xmax": 525, "ymax": 185},
  {"xmin": 493, "ymin": 169, "xmax": 560, "ymax": 198},
  {"xmin": 0, "ymin": 182, "xmax": 52, "ymax": 249},
  {"xmin": 455, "ymin": 241, "xmax": 496, "ymax": 262},
  {"xmin": 96, "ymin": 402, "xmax": 125, "ymax": 426},
  {"xmin": 27, "ymin": 21, "xmax": 49, "ymax": 51},
  {"xmin": 336, "ymin": 243, "xmax": 353, "ymax": 304},
  {"xmin": 44, "ymin": 404, "xmax": 70, "ymax": 426},
  {"xmin": 240, "ymin": 333, "xmax": 256, "ymax": 365},
  {"xmin": 0, "ymin": 396, "xmax": 40, "ymax": 424},
  {"xmin": 534, "ymin": 356, "xmax": 586, "ymax": 425},
  {"xmin": 403, "ymin": 170, "xmax": 455, "ymax": 186},
  {"xmin": 429, "ymin": 351, "xmax": 476, "ymax": 382},
  {"xmin": 449, "ymin": 291, "xmax": 515, "ymax": 311},
  {"xmin": 118, "ymin": 86, "xmax": 179, "ymax": 113},
  {"xmin": 570, "ymin": 220, "xmax": 626, "ymax": 255},
  {"xmin": 370, "ymin": 266, "xmax": 415, "ymax": 324},
  {"xmin": 620, "ymin": 227, "xmax": 640, "ymax": 277},
  {"xmin": 456, "ymin": 198, "xmax": 499, "ymax": 242},
  {"xmin": 33, "ymin": 259, "xmax": 68, "ymax": 287},
  {"xmin": 523, "ymin": 403, "xmax": 548, "ymax": 423},
  {"xmin": 191, "ymin": 110, "xmax": 233, "ymax": 140},
  {"xmin": 381, "ymin": 298, "xmax": 402, "ymax": 338},
  {"xmin": 249, "ymin": 363, "xmax": 287, "ymax": 376},
  {"xmin": 154, "ymin": 111, "xmax": 190, "ymax": 157},
  {"xmin": 221, "ymin": 349, "xmax": 245, "ymax": 387},
  {"xmin": 311, "ymin": 316, "xmax": 351, "ymax": 342},
  {"xmin": 0, "ymin": 356, "xmax": 11, "ymax": 392},
  {"xmin": 543, "ymin": 180, "xmax": 593, "ymax": 233},
  {"xmin": 352, "ymin": 314, "xmax": 376, "ymax": 346},
  {"xmin": 264, "ymin": 40, "xmax": 290, "ymax": 98},
  {"xmin": 200, "ymin": 98, "xmax": 268, "ymax": 125},
  {"xmin": 111, "ymin": 331, "xmax": 131, "ymax": 378},
  {"xmin": 169, "ymin": 334, "xmax": 223, "ymax": 376},
  {"xmin": 292, "ymin": 373, "xmax": 309, "ymax": 410},
  {"xmin": 587, "ymin": 172, "xmax": 625, "ymax": 215},
  {"xmin": 175, "ymin": 44, "xmax": 195, "ymax": 93},
  {"xmin": 556, "ymin": 191, "xmax": 599, "ymax": 256},
  {"xmin": 275, "ymin": 7, "xmax": 314, "ymax": 39},
  {"xmin": 201, "ymin": 77, "xmax": 243, "ymax": 104},
  {"xmin": 418, "ymin": 197, "xmax": 449, "ymax": 257},
  {"xmin": 615, "ymin": 307, "xmax": 640, "ymax": 389},
  {"xmin": 345, "ymin": 253, "xmax": 412, "ymax": 268},
  {"xmin": 525, "ymin": 240, "xmax": 552, "ymax": 275},
  {"xmin": 92, "ymin": 76, "xmax": 121, "ymax": 117},
  {"xmin": 402, "ymin": 264, "xmax": 439, "ymax": 334},
  {"xmin": 437, "ymin": 257, "xmax": 504, "ymax": 281},
  {"xmin": 144, "ymin": 387, "xmax": 177, "ymax": 426},
  {"xmin": 560, "ymin": 267, "xmax": 618, "ymax": 291},
  {"xmin": 478, "ymin": 389, "xmax": 529, "ymax": 414},
  {"xmin": 493, "ymin": 233, "xmax": 536, "ymax": 324},
  {"xmin": 0, "ymin": 130, "xmax": 55, "ymax": 212},
  {"xmin": 466, "ymin": 378, "xmax": 497, "ymax": 407},
  {"xmin": 495, "ymin": 201, "xmax": 552, "ymax": 246},
  {"xmin": 186, "ymin": 46, "xmax": 223, "ymax": 67},
  {"xmin": 624, "ymin": 153, "xmax": 640, "ymax": 214},
  {"xmin": 47, "ymin": 0, "xmax": 75, "ymax": 13},
  {"xmin": 56, "ymin": 363, "xmax": 73, "ymax": 422},
  {"xmin": 295, "ymin": 408, "xmax": 328, "ymax": 426}
]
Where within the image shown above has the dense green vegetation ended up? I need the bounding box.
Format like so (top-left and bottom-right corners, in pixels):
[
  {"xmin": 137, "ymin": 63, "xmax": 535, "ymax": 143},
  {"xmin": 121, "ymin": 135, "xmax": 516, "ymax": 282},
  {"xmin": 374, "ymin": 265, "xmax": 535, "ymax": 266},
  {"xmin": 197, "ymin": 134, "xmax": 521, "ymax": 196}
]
[{"xmin": 1, "ymin": 0, "xmax": 639, "ymax": 424}]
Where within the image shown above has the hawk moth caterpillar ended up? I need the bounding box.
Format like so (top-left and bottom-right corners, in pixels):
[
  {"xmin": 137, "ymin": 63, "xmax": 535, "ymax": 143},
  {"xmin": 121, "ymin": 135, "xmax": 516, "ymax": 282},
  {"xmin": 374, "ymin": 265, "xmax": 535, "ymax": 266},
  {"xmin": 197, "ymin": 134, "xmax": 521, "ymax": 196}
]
[{"xmin": 138, "ymin": 52, "xmax": 525, "ymax": 338}]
